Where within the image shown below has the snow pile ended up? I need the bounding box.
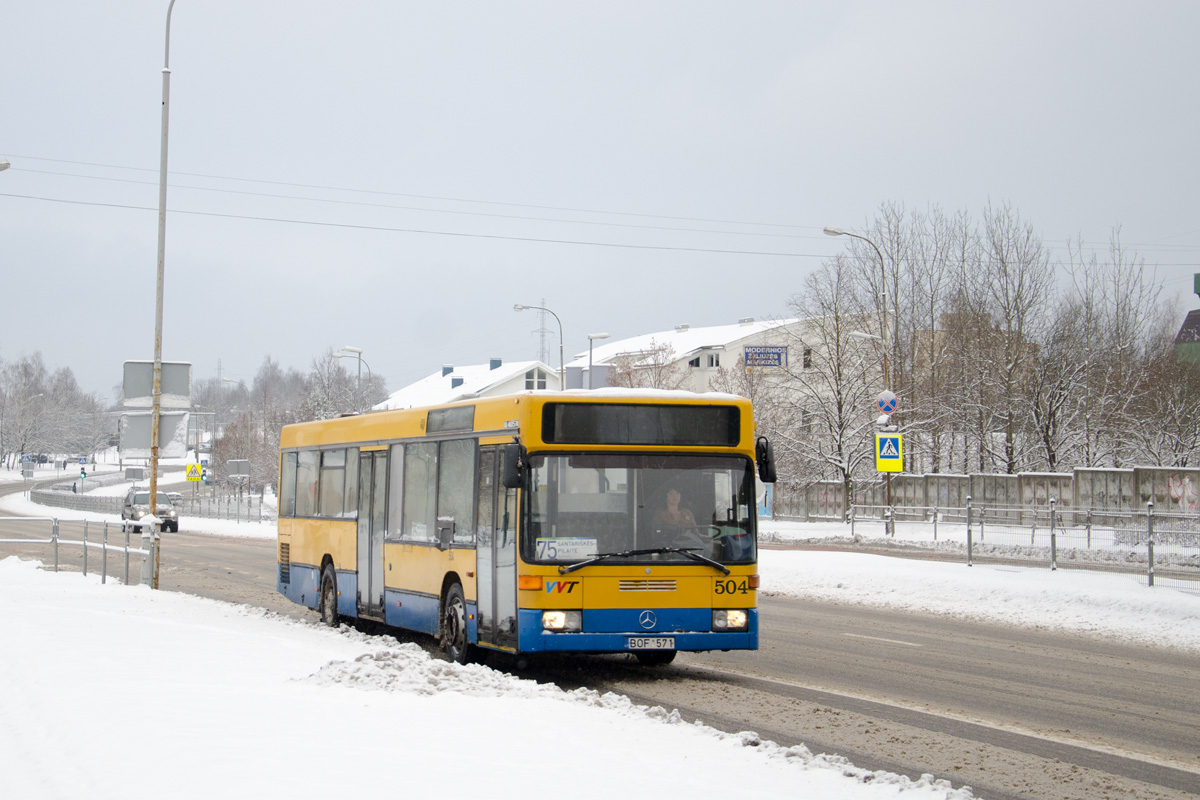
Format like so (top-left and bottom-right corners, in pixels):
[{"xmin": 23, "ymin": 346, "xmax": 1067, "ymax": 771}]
[{"xmin": 0, "ymin": 557, "xmax": 974, "ymax": 799}]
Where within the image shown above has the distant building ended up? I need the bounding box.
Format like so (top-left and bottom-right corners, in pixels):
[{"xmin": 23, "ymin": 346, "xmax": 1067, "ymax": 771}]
[
  {"xmin": 374, "ymin": 358, "xmax": 560, "ymax": 410},
  {"xmin": 1175, "ymin": 275, "xmax": 1200, "ymax": 366},
  {"xmin": 563, "ymin": 317, "xmax": 806, "ymax": 391}
]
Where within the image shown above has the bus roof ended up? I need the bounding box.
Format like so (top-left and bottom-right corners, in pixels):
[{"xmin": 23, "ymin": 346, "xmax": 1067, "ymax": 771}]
[{"xmin": 280, "ymin": 389, "xmax": 756, "ymax": 452}]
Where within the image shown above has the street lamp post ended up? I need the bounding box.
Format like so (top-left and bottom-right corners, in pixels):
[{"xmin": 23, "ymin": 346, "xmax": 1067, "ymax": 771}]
[
  {"xmin": 827, "ymin": 225, "xmax": 895, "ymax": 517},
  {"xmin": 824, "ymin": 226, "xmax": 889, "ymax": 389},
  {"xmin": 514, "ymin": 303, "xmax": 564, "ymax": 389},
  {"xmin": 334, "ymin": 347, "xmax": 373, "ymax": 411},
  {"xmin": 149, "ymin": 0, "xmax": 179, "ymax": 553},
  {"xmin": 587, "ymin": 332, "xmax": 610, "ymax": 389}
]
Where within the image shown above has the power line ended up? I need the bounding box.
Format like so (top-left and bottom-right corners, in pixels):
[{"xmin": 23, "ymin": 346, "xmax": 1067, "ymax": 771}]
[
  {"xmin": 3, "ymin": 153, "xmax": 815, "ymax": 231},
  {"xmin": 15, "ymin": 166, "xmax": 818, "ymax": 241},
  {"xmin": 6, "ymin": 190, "xmax": 1200, "ymax": 267},
  {"xmin": 0, "ymin": 191, "xmax": 826, "ymax": 258}
]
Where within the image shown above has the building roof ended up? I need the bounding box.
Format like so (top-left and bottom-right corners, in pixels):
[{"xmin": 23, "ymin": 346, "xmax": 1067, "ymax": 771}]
[
  {"xmin": 565, "ymin": 317, "xmax": 801, "ymax": 369},
  {"xmin": 1175, "ymin": 309, "xmax": 1200, "ymax": 345},
  {"xmin": 374, "ymin": 359, "xmax": 555, "ymax": 410}
]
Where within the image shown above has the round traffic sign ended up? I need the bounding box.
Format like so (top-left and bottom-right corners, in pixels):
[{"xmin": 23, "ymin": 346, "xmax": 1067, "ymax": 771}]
[{"xmin": 877, "ymin": 390, "xmax": 898, "ymax": 415}]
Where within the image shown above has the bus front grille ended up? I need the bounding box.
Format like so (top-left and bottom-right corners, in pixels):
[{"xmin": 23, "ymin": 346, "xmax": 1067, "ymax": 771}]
[{"xmin": 619, "ymin": 579, "xmax": 676, "ymax": 592}]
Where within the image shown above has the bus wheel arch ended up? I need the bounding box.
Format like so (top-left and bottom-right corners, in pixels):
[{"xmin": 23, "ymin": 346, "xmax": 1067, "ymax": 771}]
[
  {"xmin": 440, "ymin": 577, "xmax": 476, "ymax": 665},
  {"xmin": 318, "ymin": 558, "xmax": 339, "ymax": 627}
]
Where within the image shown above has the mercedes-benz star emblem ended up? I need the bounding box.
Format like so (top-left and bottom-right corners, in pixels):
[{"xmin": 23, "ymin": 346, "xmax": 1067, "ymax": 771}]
[{"xmin": 639, "ymin": 610, "xmax": 656, "ymax": 629}]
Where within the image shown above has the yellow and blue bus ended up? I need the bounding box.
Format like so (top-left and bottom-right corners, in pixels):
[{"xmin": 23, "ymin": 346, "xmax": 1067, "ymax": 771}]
[{"xmin": 277, "ymin": 390, "xmax": 777, "ymax": 665}]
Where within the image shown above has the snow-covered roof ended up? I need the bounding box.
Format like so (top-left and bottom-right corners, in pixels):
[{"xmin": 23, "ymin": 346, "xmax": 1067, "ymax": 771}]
[
  {"xmin": 374, "ymin": 359, "xmax": 555, "ymax": 410},
  {"xmin": 565, "ymin": 317, "xmax": 801, "ymax": 369}
]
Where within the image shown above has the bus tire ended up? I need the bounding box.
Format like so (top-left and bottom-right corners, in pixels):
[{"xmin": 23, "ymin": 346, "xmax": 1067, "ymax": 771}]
[
  {"xmin": 318, "ymin": 563, "xmax": 339, "ymax": 627},
  {"xmin": 635, "ymin": 649, "xmax": 676, "ymax": 667},
  {"xmin": 442, "ymin": 583, "xmax": 476, "ymax": 665}
]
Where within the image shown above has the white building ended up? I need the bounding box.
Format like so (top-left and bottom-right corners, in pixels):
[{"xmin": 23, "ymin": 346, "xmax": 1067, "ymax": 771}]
[
  {"xmin": 374, "ymin": 359, "xmax": 560, "ymax": 410},
  {"xmin": 564, "ymin": 317, "xmax": 807, "ymax": 391}
]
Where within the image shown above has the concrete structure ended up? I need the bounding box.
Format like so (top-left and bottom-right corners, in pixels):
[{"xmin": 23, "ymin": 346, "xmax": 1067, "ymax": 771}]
[{"xmin": 374, "ymin": 359, "xmax": 560, "ymax": 410}]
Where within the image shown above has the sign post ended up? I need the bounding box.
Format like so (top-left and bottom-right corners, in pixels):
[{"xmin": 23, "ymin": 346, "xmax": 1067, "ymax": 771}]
[{"xmin": 874, "ymin": 391, "xmax": 901, "ymax": 535}]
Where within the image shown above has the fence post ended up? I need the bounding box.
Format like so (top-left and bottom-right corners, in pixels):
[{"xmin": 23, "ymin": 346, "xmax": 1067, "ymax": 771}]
[
  {"xmin": 933, "ymin": 504, "xmax": 938, "ymax": 542},
  {"xmin": 1147, "ymin": 500, "xmax": 1155, "ymax": 588},
  {"xmin": 1049, "ymin": 497, "xmax": 1057, "ymax": 571},
  {"xmin": 850, "ymin": 505, "xmax": 856, "ymax": 540},
  {"xmin": 82, "ymin": 520, "xmax": 89, "ymax": 577},
  {"xmin": 966, "ymin": 496, "xmax": 974, "ymax": 567},
  {"xmin": 102, "ymin": 521, "xmax": 108, "ymax": 584},
  {"xmin": 124, "ymin": 524, "xmax": 130, "ymax": 585},
  {"xmin": 980, "ymin": 505, "xmax": 986, "ymax": 541},
  {"xmin": 52, "ymin": 519, "xmax": 59, "ymax": 572},
  {"xmin": 1086, "ymin": 508, "xmax": 1093, "ymax": 549},
  {"xmin": 140, "ymin": 528, "xmax": 158, "ymax": 588}
]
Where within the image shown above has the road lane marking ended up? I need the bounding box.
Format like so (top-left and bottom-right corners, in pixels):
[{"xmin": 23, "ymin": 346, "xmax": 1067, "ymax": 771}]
[{"xmin": 842, "ymin": 633, "xmax": 922, "ymax": 647}]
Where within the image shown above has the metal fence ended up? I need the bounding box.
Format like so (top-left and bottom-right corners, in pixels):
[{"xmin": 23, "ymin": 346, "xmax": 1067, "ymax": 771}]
[
  {"xmin": 174, "ymin": 492, "xmax": 272, "ymax": 524},
  {"xmin": 28, "ymin": 481, "xmax": 274, "ymax": 526},
  {"xmin": 837, "ymin": 499, "xmax": 1200, "ymax": 593},
  {"xmin": 0, "ymin": 516, "xmax": 154, "ymax": 586}
]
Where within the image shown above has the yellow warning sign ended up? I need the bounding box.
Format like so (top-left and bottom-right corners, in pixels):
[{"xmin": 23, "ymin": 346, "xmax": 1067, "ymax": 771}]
[
  {"xmin": 875, "ymin": 433, "xmax": 903, "ymax": 473},
  {"xmin": 186, "ymin": 464, "xmax": 202, "ymax": 482}
]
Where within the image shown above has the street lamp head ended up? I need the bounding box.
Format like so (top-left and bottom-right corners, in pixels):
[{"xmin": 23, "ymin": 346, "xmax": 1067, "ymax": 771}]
[
  {"xmin": 823, "ymin": 225, "xmax": 846, "ymax": 237},
  {"xmin": 341, "ymin": 345, "xmax": 363, "ymax": 354},
  {"xmin": 588, "ymin": 332, "xmax": 610, "ymax": 341},
  {"xmin": 513, "ymin": 303, "xmax": 528, "ymax": 312},
  {"xmin": 0, "ymin": 159, "xmax": 10, "ymax": 172}
]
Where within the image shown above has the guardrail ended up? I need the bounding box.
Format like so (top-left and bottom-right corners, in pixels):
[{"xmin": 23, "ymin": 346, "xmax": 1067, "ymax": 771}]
[
  {"xmin": 0, "ymin": 517, "xmax": 155, "ymax": 587},
  {"xmin": 826, "ymin": 499, "xmax": 1200, "ymax": 592}
]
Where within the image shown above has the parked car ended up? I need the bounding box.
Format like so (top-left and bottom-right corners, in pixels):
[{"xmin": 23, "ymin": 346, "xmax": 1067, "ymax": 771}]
[
  {"xmin": 121, "ymin": 489, "xmax": 180, "ymax": 532},
  {"xmin": 167, "ymin": 492, "xmax": 183, "ymax": 506}
]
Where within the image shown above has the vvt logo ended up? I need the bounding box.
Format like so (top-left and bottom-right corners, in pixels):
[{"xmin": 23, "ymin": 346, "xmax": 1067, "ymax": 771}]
[{"xmin": 545, "ymin": 580, "xmax": 579, "ymax": 594}]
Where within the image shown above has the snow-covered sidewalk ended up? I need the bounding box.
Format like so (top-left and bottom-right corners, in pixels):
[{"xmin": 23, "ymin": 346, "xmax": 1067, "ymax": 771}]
[{"xmin": 0, "ymin": 557, "xmax": 975, "ymax": 799}]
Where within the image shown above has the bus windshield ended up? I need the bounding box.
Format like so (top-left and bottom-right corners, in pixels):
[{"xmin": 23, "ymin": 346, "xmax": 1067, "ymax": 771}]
[{"xmin": 522, "ymin": 453, "xmax": 757, "ymax": 567}]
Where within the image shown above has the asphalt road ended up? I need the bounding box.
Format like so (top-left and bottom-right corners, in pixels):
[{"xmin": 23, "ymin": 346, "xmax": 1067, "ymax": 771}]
[{"xmin": 2, "ymin": 489, "xmax": 1197, "ymax": 799}]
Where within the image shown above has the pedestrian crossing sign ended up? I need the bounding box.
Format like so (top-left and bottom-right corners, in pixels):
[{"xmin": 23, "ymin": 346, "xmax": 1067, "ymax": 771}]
[
  {"xmin": 875, "ymin": 433, "xmax": 903, "ymax": 473},
  {"xmin": 186, "ymin": 464, "xmax": 202, "ymax": 482}
]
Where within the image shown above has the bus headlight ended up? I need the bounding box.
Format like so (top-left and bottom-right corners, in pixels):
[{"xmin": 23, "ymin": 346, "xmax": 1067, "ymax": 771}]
[
  {"xmin": 542, "ymin": 610, "xmax": 582, "ymax": 632},
  {"xmin": 712, "ymin": 609, "xmax": 748, "ymax": 631}
]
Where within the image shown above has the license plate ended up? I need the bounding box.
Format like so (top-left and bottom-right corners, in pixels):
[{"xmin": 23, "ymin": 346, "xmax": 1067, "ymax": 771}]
[{"xmin": 627, "ymin": 637, "xmax": 675, "ymax": 650}]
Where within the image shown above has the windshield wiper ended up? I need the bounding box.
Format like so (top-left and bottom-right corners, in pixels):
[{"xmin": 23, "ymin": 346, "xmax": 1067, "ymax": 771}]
[{"xmin": 558, "ymin": 547, "xmax": 730, "ymax": 575}]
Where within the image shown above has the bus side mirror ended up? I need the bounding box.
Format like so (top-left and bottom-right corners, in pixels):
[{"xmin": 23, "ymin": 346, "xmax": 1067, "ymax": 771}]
[
  {"xmin": 501, "ymin": 443, "xmax": 525, "ymax": 489},
  {"xmin": 756, "ymin": 437, "xmax": 777, "ymax": 483}
]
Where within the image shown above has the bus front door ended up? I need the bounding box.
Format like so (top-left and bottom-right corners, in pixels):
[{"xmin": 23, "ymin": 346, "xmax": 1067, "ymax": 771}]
[
  {"xmin": 357, "ymin": 451, "xmax": 387, "ymax": 618},
  {"xmin": 476, "ymin": 447, "xmax": 518, "ymax": 650}
]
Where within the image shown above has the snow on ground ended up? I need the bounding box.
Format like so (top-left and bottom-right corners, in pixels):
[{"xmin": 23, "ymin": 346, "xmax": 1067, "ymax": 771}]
[
  {"xmin": 3, "ymin": 485, "xmax": 1199, "ymax": 798},
  {"xmin": 0, "ymin": 558, "xmax": 973, "ymax": 799}
]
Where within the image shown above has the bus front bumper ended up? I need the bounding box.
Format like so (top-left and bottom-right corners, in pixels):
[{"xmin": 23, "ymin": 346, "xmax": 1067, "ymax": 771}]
[{"xmin": 516, "ymin": 608, "xmax": 758, "ymax": 653}]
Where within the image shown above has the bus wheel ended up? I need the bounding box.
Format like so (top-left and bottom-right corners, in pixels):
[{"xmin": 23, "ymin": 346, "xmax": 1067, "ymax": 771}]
[
  {"xmin": 318, "ymin": 564, "xmax": 339, "ymax": 627},
  {"xmin": 442, "ymin": 583, "xmax": 475, "ymax": 665},
  {"xmin": 635, "ymin": 649, "xmax": 676, "ymax": 667}
]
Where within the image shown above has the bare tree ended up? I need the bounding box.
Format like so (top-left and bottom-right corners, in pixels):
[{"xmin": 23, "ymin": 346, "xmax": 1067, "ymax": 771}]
[
  {"xmin": 1068, "ymin": 229, "xmax": 1170, "ymax": 467},
  {"xmin": 605, "ymin": 339, "xmax": 688, "ymax": 390},
  {"xmin": 782, "ymin": 256, "xmax": 880, "ymax": 505}
]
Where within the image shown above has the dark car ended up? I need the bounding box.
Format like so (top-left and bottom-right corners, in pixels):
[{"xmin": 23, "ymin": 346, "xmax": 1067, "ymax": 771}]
[{"xmin": 121, "ymin": 489, "xmax": 180, "ymax": 532}]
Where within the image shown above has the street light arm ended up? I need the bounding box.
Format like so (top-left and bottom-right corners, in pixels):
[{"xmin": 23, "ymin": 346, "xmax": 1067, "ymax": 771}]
[
  {"xmin": 515, "ymin": 303, "xmax": 565, "ymax": 389},
  {"xmin": 824, "ymin": 225, "xmax": 890, "ymax": 388}
]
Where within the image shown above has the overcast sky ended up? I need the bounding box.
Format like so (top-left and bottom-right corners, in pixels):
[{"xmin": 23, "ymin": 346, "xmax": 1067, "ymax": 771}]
[{"xmin": 3, "ymin": 1, "xmax": 1198, "ymax": 401}]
